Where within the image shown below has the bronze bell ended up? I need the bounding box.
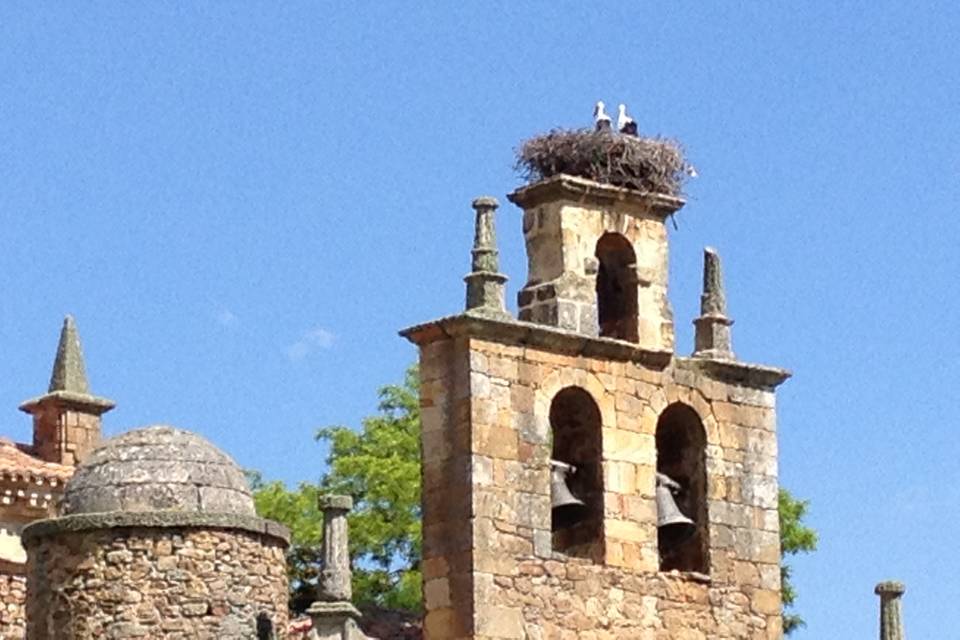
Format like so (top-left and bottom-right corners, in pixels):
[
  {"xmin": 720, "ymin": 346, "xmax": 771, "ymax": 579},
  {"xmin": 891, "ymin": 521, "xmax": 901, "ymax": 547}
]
[
  {"xmin": 656, "ymin": 472, "xmax": 696, "ymax": 547},
  {"xmin": 550, "ymin": 459, "xmax": 588, "ymax": 529}
]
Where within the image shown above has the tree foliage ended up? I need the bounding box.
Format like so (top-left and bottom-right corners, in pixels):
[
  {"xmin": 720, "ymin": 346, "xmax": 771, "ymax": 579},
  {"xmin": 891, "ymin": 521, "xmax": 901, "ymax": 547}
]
[
  {"xmin": 779, "ymin": 488, "xmax": 818, "ymax": 634},
  {"xmin": 249, "ymin": 472, "xmax": 324, "ymax": 612},
  {"xmin": 315, "ymin": 366, "xmax": 422, "ymax": 611},
  {"xmin": 251, "ymin": 366, "xmax": 422, "ymax": 614}
]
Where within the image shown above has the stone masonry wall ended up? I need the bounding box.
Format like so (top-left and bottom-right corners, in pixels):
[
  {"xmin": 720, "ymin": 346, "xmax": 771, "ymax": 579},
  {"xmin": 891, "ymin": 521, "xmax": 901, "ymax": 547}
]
[
  {"xmin": 419, "ymin": 333, "xmax": 781, "ymax": 640},
  {"xmin": 31, "ymin": 406, "xmax": 101, "ymax": 467},
  {"xmin": 0, "ymin": 569, "xmax": 26, "ymax": 640},
  {"xmin": 24, "ymin": 526, "xmax": 288, "ymax": 640}
]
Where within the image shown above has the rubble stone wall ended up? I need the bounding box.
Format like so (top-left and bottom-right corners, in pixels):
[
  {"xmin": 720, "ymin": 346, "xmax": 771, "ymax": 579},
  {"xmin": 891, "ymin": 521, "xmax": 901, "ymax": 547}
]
[
  {"xmin": 419, "ymin": 333, "xmax": 782, "ymax": 640},
  {"xmin": 0, "ymin": 568, "xmax": 26, "ymax": 640},
  {"xmin": 24, "ymin": 525, "xmax": 288, "ymax": 640}
]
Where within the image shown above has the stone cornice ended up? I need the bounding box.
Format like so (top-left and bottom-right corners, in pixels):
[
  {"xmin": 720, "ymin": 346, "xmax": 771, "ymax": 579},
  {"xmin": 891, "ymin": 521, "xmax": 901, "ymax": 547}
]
[
  {"xmin": 678, "ymin": 356, "xmax": 792, "ymax": 390},
  {"xmin": 400, "ymin": 312, "xmax": 673, "ymax": 369},
  {"xmin": 507, "ymin": 174, "xmax": 685, "ymax": 217},
  {"xmin": 19, "ymin": 389, "xmax": 116, "ymax": 415},
  {"xmin": 401, "ymin": 313, "xmax": 790, "ymax": 390},
  {"xmin": 22, "ymin": 511, "xmax": 291, "ymax": 545}
]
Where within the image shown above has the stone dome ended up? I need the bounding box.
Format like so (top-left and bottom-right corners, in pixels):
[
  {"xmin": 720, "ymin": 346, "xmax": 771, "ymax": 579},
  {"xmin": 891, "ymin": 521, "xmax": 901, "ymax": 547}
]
[{"xmin": 62, "ymin": 425, "xmax": 255, "ymax": 517}]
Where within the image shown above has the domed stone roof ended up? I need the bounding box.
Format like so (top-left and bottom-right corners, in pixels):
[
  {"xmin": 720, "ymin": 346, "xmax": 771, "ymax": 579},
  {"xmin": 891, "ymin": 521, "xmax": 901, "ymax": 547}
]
[{"xmin": 62, "ymin": 425, "xmax": 255, "ymax": 517}]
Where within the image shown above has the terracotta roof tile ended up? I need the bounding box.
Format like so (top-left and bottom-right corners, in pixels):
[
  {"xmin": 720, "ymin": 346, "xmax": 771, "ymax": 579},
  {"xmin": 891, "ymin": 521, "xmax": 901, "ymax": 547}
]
[{"xmin": 0, "ymin": 438, "xmax": 72, "ymax": 483}]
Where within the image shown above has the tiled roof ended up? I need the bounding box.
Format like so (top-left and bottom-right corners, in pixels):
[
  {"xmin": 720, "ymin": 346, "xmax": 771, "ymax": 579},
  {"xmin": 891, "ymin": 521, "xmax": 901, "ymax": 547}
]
[{"xmin": 0, "ymin": 438, "xmax": 72, "ymax": 484}]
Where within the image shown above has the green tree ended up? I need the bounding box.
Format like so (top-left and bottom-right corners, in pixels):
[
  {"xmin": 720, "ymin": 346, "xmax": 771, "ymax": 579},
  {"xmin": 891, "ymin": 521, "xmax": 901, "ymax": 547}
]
[
  {"xmin": 251, "ymin": 366, "xmax": 422, "ymax": 614},
  {"xmin": 779, "ymin": 488, "xmax": 818, "ymax": 634},
  {"xmin": 249, "ymin": 472, "xmax": 324, "ymax": 612}
]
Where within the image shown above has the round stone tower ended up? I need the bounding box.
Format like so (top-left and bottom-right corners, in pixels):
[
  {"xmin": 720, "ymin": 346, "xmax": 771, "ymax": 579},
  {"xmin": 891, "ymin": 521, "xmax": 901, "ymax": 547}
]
[{"xmin": 22, "ymin": 425, "xmax": 290, "ymax": 640}]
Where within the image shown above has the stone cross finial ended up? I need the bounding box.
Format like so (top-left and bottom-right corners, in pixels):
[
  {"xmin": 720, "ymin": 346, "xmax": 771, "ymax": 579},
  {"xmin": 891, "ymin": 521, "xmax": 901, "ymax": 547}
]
[
  {"xmin": 49, "ymin": 315, "xmax": 90, "ymax": 394},
  {"xmin": 693, "ymin": 247, "xmax": 735, "ymax": 360},
  {"xmin": 875, "ymin": 581, "xmax": 906, "ymax": 640},
  {"xmin": 464, "ymin": 196, "xmax": 510, "ymax": 318}
]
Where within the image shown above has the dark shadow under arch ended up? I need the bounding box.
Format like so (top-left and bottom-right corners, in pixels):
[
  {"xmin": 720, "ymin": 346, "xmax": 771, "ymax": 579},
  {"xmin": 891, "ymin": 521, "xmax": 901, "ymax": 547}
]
[
  {"xmin": 595, "ymin": 233, "xmax": 639, "ymax": 342},
  {"xmin": 656, "ymin": 402, "xmax": 709, "ymax": 573},
  {"xmin": 550, "ymin": 386, "xmax": 604, "ymax": 561}
]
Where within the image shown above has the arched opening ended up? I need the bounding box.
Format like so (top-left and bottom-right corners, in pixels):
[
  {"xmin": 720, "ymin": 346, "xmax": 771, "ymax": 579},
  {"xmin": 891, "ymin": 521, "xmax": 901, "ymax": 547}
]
[
  {"xmin": 595, "ymin": 233, "xmax": 639, "ymax": 342},
  {"xmin": 549, "ymin": 386, "xmax": 603, "ymax": 561},
  {"xmin": 256, "ymin": 613, "xmax": 274, "ymax": 640},
  {"xmin": 655, "ymin": 403, "xmax": 709, "ymax": 574}
]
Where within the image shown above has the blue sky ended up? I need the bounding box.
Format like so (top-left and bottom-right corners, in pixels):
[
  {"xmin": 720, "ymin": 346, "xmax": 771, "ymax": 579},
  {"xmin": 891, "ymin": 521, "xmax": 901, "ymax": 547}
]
[{"xmin": 1, "ymin": 3, "xmax": 957, "ymax": 637}]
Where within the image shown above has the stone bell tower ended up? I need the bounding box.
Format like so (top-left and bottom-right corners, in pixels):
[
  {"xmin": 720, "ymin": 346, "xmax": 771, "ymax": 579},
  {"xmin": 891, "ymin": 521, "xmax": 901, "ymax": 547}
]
[{"xmin": 403, "ymin": 172, "xmax": 791, "ymax": 638}]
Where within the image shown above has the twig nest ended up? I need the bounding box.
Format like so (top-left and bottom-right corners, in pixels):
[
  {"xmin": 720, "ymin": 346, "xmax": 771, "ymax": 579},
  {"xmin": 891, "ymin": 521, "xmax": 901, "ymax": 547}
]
[{"xmin": 515, "ymin": 128, "xmax": 692, "ymax": 197}]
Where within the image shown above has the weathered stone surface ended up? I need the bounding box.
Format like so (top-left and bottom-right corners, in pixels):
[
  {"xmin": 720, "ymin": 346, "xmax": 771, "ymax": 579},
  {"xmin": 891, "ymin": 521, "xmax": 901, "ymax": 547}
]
[
  {"xmin": 875, "ymin": 581, "xmax": 906, "ymax": 640},
  {"xmin": 24, "ymin": 526, "xmax": 288, "ymax": 640},
  {"xmin": 22, "ymin": 511, "xmax": 290, "ymax": 544},
  {"xmin": 405, "ymin": 322, "xmax": 787, "ymax": 639},
  {"xmin": 0, "ymin": 568, "xmax": 26, "ymax": 640},
  {"xmin": 317, "ymin": 494, "xmax": 354, "ymax": 602},
  {"xmin": 506, "ymin": 175, "xmax": 683, "ymax": 351},
  {"xmin": 62, "ymin": 425, "xmax": 255, "ymax": 517},
  {"xmin": 465, "ymin": 196, "xmax": 510, "ymax": 319}
]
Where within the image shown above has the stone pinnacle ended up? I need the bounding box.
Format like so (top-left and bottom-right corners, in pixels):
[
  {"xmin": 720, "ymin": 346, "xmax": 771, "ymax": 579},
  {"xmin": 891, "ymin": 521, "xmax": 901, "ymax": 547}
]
[
  {"xmin": 875, "ymin": 581, "xmax": 906, "ymax": 640},
  {"xmin": 464, "ymin": 196, "xmax": 510, "ymax": 318},
  {"xmin": 693, "ymin": 247, "xmax": 734, "ymax": 360},
  {"xmin": 48, "ymin": 315, "xmax": 91, "ymax": 394},
  {"xmin": 701, "ymin": 246, "xmax": 727, "ymax": 317}
]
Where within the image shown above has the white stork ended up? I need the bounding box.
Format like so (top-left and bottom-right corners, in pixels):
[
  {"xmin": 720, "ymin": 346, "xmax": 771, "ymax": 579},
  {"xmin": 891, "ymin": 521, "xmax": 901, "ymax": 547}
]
[
  {"xmin": 594, "ymin": 101, "xmax": 612, "ymax": 131},
  {"xmin": 618, "ymin": 104, "xmax": 638, "ymax": 136}
]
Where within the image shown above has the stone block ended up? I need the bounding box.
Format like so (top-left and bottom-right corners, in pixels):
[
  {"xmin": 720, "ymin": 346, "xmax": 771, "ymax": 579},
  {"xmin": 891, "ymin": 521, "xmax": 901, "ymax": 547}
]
[
  {"xmin": 603, "ymin": 429, "xmax": 655, "ymax": 465},
  {"xmin": 474, "ymin": 424, "xmax": 519, "ymax": 460}
]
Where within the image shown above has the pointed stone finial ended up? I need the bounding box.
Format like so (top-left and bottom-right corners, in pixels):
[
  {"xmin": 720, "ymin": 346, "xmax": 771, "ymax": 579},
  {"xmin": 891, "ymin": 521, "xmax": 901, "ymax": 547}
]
[
  {"xmin": 49, "ymin": 315, "xmax": 90, "ymax": 394},
  {"xmin": 693, "ymin": 247, "xmax": 735, "ymax": 360},
  {"xmin": 20, "ymin": 316, "xmax": 115, "ymax": 466},
  {"xmin": 875, "ymin": 581, "xmax": 906, "ymax": 640},
  {"xmin": 701, "ymin": 248, "xmax": 727, "ymax": 317},
  {"xmin": 464, "ymin": 196, "xmax": 510, "ymax": 318}
]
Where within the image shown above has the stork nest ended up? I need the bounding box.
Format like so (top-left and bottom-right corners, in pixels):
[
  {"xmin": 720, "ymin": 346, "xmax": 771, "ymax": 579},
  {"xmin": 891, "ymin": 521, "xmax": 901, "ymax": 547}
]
[{"xmin": 515, "ymin": 129, "xmax": 691, "ymax": 196}]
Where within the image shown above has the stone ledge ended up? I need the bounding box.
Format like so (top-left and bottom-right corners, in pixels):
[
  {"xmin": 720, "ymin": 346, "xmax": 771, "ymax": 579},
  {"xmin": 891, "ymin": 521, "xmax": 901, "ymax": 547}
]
[
  {"xmin": 19, "ymin": 389, "xmax": 116, "ymax": 415},
  {"xmin": 678, "ymin": 356, "xmax": 791, "ymax": 390},
  {"xmin": 507, "ymin": 174, "xmax": 685, "ymax": 217},
  {"xmin": 400, "ymin": 312, "xmax": 673, "ymax": 368},
  {"xmin": 21, "ymin": 511, "xmax": 290, "ymax": 545},
  {"xmin": 318, "ymin": 494, "xmax": 354, "ymax": 511},
  {"xmin": 0, "ymin": 558, "xmax": 26, "ymax": 575}
]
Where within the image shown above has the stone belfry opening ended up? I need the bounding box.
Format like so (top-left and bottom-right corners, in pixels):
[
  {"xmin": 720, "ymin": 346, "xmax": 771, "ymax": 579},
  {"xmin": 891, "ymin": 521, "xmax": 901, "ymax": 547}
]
[
  {"xmin": 595, "ymin": 232, "xmax": 639, "ymax": 341},
  {"xmin": 403, "ymin": 124, "xmax": 791, "ymax": 639},
  {"xmin": 510, "ymin": 175, "xmax": 678, "ymax": 352},
  {"xmin": 656, "ymin": 403, "xmax": 709, "ymax": 573},
  {"xmin": 549, "ymin": 386, "xmax": 603, "ymax": 561}
]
